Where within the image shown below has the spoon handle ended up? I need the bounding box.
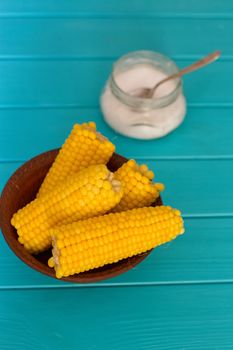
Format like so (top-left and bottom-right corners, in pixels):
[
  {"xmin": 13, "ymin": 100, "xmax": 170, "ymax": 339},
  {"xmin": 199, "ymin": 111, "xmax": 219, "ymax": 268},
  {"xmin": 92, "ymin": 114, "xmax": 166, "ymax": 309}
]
[{"xmin": 151, "ymin": 50, "xmax": 221, "ymax": 95}]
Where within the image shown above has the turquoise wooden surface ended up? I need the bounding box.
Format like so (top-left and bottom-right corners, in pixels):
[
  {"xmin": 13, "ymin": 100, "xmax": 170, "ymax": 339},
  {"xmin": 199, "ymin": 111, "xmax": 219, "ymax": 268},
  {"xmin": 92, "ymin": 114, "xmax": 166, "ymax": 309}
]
[
  {"xmin": 0, "ymin": 285, "xmax": 233, "ymax": 350},
  {"xmin": 0, "ymin": 20, "xmax": 228, "ymax": 57},
  {"xmin": 2, "ymin": 285, "xmax": 233, "ymax": 350},
  {"xmin": 0, "ymin": 1, "xmax": 233, "ymax": 349},
  {"xmin": 1, "ymin": 0, "xmax": 233, "ymax": 14},
  {"xmin": 0, "ymin": 61, "xmax": 230, "ymax": 107},
  {"xmin": 1, "ymin": 107, "xmax": 233, "ymax": 160}
]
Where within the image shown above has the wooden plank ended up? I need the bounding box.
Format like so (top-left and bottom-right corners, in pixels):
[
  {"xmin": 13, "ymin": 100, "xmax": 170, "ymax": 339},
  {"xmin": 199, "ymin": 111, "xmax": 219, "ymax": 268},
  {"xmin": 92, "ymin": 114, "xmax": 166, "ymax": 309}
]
[
  {"xmin": 0, "ymin": 107, "xmax": 233, "ymax": 161},
  {"xmin": 1, "ymin": 159, "xmax": 233, "ymax": 215},
  {"xmin": 0, "ymin": 0, "xmax": 232, "ymax": 15},
  {"xmin": 0, "ymin": 217, "xmax": 233, "ymax": 288},
  {"xmin": 0, "ymin": 60, "xmax": 229, "ymax": 106},
  {"xmin": 0, "ymin": 18, "xmax": 229, "ymax": 57},
  {"xmin": 1, "ymin": 284, "xmax": 233, "ymax": 349},
  {"xmin": 151, "ymin": 159, "xmax": 233, "ymax": 216}
]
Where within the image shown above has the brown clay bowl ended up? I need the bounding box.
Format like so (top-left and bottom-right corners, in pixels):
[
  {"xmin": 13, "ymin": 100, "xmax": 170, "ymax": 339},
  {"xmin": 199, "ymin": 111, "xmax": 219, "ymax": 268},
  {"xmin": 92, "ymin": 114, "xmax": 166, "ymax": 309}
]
[{"xmin": 0, "ymin": 150, "xmax": 162, "ymax": 283}]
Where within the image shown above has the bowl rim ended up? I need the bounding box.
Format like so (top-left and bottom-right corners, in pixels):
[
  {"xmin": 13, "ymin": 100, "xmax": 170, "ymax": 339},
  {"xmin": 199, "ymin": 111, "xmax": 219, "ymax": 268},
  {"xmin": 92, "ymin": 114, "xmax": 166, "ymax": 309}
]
[{"xmin": 0, "ymin": 149, "xmax": 162, "ymax": 283}]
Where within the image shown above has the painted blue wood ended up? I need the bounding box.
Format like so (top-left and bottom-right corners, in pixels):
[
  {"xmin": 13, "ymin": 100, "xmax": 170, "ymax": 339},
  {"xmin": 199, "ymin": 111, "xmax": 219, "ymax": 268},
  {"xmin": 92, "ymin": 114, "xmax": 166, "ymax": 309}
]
[
  {"xmin": 0, "ymin": 1, "xmax": 232, "ymax": 349},
  {"xmin": 0, "ymin": 107, "xmax": 233, "ymax": 161},
  {"xmin": 0, "ymin": 19, "xmax": 228, "ymax": 57},
  {"xmin": 1, "ymin": 285, "xmax": 233, "ymax": 350},
  {"xmin": 2, "ymin": 159, "xmax": 233, "ymax": 216},
  {"xmin": 1, "ymin": 0, "xmax": 233, "ymax": 15},
  {"xmin": 0, "ymin": 60, "xmax": 227, "ymax": 107},
  {"xmin": 1, "ymin": 217, "xmax": 233, "ymax": 288}
]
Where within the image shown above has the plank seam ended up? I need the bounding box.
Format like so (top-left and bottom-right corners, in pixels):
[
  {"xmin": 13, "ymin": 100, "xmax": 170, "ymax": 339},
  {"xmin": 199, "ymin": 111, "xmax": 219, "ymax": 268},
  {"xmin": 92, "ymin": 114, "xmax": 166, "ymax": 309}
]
[
  {"xmin": 0, "ymin": 13, "xmax": 232, "ymax": 19},
  {"xmin": 0, "ymin": 103, "xmax": 232, "ymax": 110},
  {"xmin": 1, "ymin": 279, "xmax": 233, "ymax": 291},
  {"xmin": 0, "ymin": 55, "xmax": 230, "ymax": 61}
]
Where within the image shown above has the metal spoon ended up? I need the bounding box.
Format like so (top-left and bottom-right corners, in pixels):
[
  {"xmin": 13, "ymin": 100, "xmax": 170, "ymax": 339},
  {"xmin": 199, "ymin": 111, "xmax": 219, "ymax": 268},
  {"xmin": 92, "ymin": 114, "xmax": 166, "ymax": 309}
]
[{"xmin": 131, "ymin": 50, "xmax": 221, "ymax": 99}]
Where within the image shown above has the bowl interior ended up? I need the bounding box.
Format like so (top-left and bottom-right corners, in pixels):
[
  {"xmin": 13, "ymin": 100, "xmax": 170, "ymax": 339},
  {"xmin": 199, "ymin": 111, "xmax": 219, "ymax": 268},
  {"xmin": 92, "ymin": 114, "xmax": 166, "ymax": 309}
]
[{"xmin": 0, "ymin": 150, "xmax": 162, "ymax": 283}]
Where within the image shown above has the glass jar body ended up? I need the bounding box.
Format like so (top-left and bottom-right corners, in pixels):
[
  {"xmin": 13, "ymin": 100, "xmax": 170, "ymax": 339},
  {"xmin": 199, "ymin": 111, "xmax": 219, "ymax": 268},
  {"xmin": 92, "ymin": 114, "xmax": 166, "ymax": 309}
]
[{"xmin": 100, "ymin": 51, "xmax": 186, "ymax": 140}]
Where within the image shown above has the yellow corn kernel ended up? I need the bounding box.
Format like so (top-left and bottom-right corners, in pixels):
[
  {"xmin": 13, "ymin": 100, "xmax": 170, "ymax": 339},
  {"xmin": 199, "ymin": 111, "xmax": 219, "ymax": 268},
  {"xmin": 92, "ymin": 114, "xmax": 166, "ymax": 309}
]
[
  {"xmin": 48, "ymin": 257, "xmax": 55, "ymax": 268},
  {"xmin": 50, "ymin": 206, "xmax": 184, "ymax": 278},
  {"xmin": 11, "ymin": 165, "xmax": 123, "ymax": 254},
  {"xmin": 113, "ymin": 160, "xmax": 164, "ymax": 212},
  {"xmin": 37, "ymin": 122, "xmax": 115, "ymax": 197}
]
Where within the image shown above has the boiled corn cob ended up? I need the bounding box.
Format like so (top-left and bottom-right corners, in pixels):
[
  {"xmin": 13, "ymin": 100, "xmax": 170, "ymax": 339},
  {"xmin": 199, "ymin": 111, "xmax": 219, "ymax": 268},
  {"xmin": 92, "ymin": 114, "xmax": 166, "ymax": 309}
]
[
  {"xmin": 113, "ymin": 159, "xmax": 164, "ymax": 212},
  {"xmin": 11, "ymin": 165, "xmax": 123, "ymax": 254},
  {"xmin": 49, "ymin": 206, "xmax": 184, "ymax": 278},
  {"xmin": 37, "ymin": 122, "xmax": 115, "ymax": 197}
]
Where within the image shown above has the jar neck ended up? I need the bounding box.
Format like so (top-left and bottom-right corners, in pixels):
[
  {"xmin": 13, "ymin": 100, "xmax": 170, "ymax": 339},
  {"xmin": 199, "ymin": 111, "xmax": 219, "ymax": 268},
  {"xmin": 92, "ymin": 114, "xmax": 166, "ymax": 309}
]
[
  {"xmin": 110, "ymin": 74, "xmax": 182, "ymax": 110},
  {"xmin": 109, "ymin": 50, "xmax": 183, "ymax": 110}
]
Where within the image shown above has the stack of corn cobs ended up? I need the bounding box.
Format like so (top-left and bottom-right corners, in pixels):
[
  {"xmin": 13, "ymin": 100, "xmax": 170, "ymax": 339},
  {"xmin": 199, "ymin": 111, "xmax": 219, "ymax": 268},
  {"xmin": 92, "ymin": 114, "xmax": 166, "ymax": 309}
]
[{"xmin": 11, "ymin": 122, "xmax": 185, "ymax": 279}]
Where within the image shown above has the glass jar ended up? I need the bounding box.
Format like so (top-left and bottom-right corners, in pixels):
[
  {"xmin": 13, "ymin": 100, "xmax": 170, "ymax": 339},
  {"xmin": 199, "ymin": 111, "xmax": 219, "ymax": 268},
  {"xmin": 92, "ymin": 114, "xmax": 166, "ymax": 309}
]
[{"xmin": 100, "ymin": 50, "xmax": 186, "ymax": 139}]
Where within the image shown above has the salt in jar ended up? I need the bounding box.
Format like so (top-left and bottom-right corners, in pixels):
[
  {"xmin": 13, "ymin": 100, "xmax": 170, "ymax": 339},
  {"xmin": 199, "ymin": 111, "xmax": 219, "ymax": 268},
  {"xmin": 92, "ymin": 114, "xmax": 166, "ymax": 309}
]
[{"xmin": 100, "ymin": 51, "xmax": 186, "ymax": 139}]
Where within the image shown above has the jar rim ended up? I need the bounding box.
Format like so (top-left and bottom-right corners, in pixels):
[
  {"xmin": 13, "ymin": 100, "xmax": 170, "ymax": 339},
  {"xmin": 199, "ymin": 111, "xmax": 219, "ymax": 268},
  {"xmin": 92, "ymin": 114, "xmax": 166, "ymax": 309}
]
[{"xmin": 110, "ymin": 50, "xmax": 182, "ymax": 109}]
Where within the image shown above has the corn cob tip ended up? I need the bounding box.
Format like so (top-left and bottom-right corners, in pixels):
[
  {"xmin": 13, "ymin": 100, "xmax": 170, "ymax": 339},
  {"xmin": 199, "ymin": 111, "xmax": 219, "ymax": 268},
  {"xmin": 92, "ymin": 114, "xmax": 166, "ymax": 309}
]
[
  {"xmin": 75, "ymin": 122, "xmax": 109, "ymax": 143},
  {"xmin": 81, "ymin": 121, "xmax": 96, "ymax": 130},
  {"xmin": 123, "ymin": 159, "xmax": 156, "ymax": 181},
  {"xmin": 113, "ymin": 159, "xmax": 164, "ymax": 212},
  {"xmin": 37, "ymin": 121, "xmax": 115, "ymax": 197}
]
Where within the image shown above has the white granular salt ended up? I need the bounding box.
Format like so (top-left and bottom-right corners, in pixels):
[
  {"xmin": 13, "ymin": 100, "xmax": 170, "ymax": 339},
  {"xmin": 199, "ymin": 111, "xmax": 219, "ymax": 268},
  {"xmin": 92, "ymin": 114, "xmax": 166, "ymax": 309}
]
[{"xmin": 101, "ymin": 64, "xmax": 186, "ymax": 139}]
